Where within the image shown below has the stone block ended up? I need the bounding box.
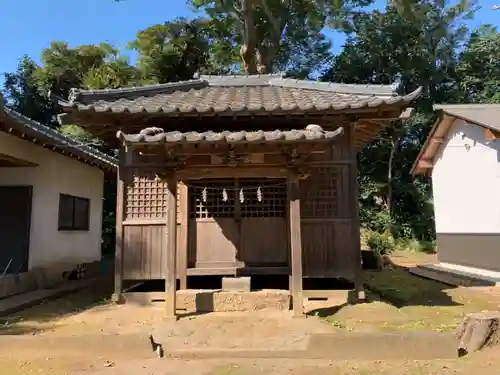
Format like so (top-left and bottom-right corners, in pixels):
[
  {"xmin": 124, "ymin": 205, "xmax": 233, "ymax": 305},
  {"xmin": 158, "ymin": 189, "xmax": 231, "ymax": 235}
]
[
  {"xmin": 175, "ymin": 289, "xmax": 290, "ymax": 313},
  {"xmin": 222, "ymin": 276, "xmax": 251, "ymax": 292}
]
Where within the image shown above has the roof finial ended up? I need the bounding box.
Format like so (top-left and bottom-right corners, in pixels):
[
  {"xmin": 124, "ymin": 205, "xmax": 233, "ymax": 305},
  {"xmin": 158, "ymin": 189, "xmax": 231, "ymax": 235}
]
[{"xmin": 391, "ymin": 73, "xmax": 403, "ymax": 93}]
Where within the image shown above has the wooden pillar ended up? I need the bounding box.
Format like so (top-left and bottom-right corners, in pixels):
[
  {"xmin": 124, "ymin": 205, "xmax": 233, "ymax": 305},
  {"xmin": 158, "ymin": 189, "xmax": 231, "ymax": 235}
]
[
  {"xmin": 349, "ymin": 124, "xmax": 365, "ymax": 301},
  {"xmin": 288, "ymin": 174, "xmax": 304, "ymax": 317},
  {"xmin": 165, "ymin": 172, "xmax": 178, "ymax": 319},
  {"xmin": 177, "ymin": 181, "xmax": 188, "ymax": 290},
  {"xmin": 112, "ymin": 148, "xmax": 125, "ymax": 304},
  {"xmin": 234, "ymin": 178, "xmax": 244, "ymax": 268}
]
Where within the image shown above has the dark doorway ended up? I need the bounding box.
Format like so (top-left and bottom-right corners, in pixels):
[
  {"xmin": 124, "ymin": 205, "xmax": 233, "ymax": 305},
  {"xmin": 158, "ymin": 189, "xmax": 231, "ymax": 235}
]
[{"xmin": 0, "ymin": 186, "xmax": 32, "ymax": 274}]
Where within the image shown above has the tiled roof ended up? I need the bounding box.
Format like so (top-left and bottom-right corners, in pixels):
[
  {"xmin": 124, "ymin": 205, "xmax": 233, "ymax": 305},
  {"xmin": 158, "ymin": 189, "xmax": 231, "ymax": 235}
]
[
  {"xmin": 1, "ymin": 107, "xmax": 117, "ymax": 170},
  {"xmin": 60, "ymin": 74, "xmax": 422, "ymax": 116},
  {"xmin": 116, "ymin": 124, "xmax": 344, "ymax": 145}
]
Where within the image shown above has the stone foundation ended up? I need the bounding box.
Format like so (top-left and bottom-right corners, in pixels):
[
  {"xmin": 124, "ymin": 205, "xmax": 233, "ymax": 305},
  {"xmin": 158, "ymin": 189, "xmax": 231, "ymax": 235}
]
[{"xmin": 124, "ymin": 289, "xmax": 291, "ymax": 313}]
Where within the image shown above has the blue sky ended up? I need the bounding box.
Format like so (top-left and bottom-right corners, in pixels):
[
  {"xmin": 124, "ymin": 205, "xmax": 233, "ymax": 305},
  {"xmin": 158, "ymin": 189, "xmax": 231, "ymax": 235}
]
[{"xmin": 0, "ymin": 0, "xmax": 499, "ymax": 80}]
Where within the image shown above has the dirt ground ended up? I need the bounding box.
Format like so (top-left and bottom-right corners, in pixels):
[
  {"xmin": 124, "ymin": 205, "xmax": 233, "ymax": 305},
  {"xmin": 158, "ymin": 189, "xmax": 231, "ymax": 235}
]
[{"xmin": 1, "ymin": 250, "xmax": 500, "ymax": 375}]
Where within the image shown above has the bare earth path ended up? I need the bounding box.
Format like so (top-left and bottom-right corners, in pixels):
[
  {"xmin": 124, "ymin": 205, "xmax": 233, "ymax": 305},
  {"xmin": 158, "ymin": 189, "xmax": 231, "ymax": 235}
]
[{"xmin": 1, "ymin": 251, "xmax": 500, "ymax": 375}]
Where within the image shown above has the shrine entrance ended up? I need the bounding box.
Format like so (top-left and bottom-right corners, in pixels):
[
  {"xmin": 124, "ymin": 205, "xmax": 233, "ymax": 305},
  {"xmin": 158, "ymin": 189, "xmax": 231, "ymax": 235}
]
[{"xmin": 187, "ymin": 178, "xmax": 289, "ymax": 274}]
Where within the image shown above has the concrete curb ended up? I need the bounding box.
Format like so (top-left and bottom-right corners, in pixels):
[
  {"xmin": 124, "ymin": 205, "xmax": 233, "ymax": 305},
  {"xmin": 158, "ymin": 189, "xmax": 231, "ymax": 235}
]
[
  {"xmin": 163, "ymin": 332, "xmax": 458, "ymax": 360},
  {"xmin": 0, "ymin": 277, "xmax": 101, "ymax": 317}
]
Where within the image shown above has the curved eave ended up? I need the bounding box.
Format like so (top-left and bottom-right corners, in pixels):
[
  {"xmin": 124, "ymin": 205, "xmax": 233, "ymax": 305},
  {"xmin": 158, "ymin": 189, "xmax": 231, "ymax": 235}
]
[{"xmin": 116, "ymin": 126, "xmax": 345, "ymax": 148}]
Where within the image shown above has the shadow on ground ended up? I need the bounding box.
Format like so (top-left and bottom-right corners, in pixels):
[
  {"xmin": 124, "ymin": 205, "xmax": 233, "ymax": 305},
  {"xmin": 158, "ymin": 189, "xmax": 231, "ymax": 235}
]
[
  {"xmin": 0, "ymin": 275, "xmax": 114, "ymax": 336},
  {"xmin": 307, "ymin": 262, "xmax": 462, "ymax": 319},
  {"xmin": 364, "ymin": 264, "xmax": 461, "ymax": 309}
]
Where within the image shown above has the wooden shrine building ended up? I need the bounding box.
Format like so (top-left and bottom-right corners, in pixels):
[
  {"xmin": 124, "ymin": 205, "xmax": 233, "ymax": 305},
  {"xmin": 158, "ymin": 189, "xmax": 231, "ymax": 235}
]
[{"xmin": 58, "ymin": 74, "xmax": 421, "ymax": 317}]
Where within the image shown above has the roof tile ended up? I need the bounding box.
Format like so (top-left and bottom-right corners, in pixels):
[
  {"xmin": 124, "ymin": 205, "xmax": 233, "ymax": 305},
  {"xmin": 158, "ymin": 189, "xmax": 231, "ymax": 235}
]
[
  {"xmin": 116, "ymin": 124, "xmax": 344, "ymax": 145},
  {"xmin": 60, "ymin": 75, "xmax": 422, "ymax": 116}
]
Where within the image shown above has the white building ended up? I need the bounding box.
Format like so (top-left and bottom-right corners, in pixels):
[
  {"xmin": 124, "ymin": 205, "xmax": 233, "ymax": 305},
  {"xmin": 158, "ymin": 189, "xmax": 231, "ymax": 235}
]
[
  {"xmin": 412, "ymin": 104, "xmax": 500, "ymax": 283},
  {"xmin": 0, "ymin": 100, "xmax": 117, "ymax": 297}
]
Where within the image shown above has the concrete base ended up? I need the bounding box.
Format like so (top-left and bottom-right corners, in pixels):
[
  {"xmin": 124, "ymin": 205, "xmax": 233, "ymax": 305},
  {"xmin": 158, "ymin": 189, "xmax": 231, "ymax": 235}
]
[
  {"xmin": 410, "ymin": 263, "xmax": 500, "ymax": 287},
  {"xmin": 124, "ymin": 289, "xmax": 291, "ymax": 313},
  {"xmin": 222, "ymin": 276, "xmax": 251, "ymax": 292},
  {"xmin": 0, "ymin": 260, "xmax": 102, "ymax": 299}
]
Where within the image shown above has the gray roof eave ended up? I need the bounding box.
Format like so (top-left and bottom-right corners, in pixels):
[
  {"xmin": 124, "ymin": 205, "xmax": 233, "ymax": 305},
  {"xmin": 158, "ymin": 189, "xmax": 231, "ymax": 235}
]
[{"xmin": 3, "ymin": 108, "xmax": 117, "ymax": 170}]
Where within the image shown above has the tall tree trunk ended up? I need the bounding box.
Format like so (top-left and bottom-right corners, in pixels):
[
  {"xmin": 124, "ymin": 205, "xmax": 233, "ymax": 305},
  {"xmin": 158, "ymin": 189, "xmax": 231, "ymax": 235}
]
[
  {"xmin": 255, "ymin": 46, "xmax": 277, "ymax": 73},
  {"xmin": 387, "ymin": 127, "xmax": 403, "ymax": 231},
  {"xmin": 239, "ymin": 0, "xmax": 257, "ymax": 74}
]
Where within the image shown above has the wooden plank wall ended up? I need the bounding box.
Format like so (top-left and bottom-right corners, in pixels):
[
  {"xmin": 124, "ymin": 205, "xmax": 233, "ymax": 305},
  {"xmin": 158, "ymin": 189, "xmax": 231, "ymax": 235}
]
[
  {"xmin": 122, "ymin": 169, "xmax": 185, "ymax": 280},
  {"xmin": 300, "ymin": 123, "xmax": 359, "ymax": 280}
]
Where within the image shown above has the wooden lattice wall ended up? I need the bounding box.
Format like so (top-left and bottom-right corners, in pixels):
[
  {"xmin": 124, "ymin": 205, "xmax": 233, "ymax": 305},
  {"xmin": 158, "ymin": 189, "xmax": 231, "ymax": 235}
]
[{"xmin": 125, "ymin": 170, "xmax": 168, "ymax": 220}]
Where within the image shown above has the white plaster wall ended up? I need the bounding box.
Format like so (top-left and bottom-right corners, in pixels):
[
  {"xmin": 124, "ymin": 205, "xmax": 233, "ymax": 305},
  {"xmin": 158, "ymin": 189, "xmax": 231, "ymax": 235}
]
[
  {"xmin": 431, "ymin": 119, "xmax": 500, "ymax": 234},
  {"xmin": 0, "ymin": 131, "xmax": 104, "ymax": 269}
]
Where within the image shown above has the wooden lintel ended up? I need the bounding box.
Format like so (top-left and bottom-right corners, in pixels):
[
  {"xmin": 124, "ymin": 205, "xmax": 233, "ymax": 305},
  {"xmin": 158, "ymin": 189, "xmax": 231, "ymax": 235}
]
[{"xmin": 177, "ymin": 167, "xmax": 293, "ymax": 180}]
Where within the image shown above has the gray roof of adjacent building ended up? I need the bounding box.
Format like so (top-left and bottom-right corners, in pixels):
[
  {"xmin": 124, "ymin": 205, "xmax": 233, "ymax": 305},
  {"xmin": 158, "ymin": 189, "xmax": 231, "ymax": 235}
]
[
  {"xmin": 1, "ymin": 106, "xmax": 117, "ymax": 170},
  {"xmin": 434, "ymin": 104, "xmax": 500, "ymax": 132}
]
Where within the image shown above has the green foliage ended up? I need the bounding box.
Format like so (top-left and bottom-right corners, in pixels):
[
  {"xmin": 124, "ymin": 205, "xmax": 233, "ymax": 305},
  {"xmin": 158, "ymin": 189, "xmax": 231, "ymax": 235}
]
[
  {"xmin": 3, "ymin": 56, "xmax": 56, "ymax": 126},
  {"xmin": 365, "ymin": 230, "xmax": 395, "ymax": 255},
  {"xmin": 457, "ymin": 25, "xmax": 500, "ymax": 103},
  {"xmin": 58, "ymin": 124, "xmax": 103, "ymax": 146},
  {"xmin": 322, "ymin": 0, "xmax": 479, "ymax": 246}
]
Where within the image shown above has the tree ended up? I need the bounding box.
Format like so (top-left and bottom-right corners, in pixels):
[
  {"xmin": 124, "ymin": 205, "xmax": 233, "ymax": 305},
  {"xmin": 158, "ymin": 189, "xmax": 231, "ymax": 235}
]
[
  {"xmin": 129, "ymin": 17, "xmax": 237, "ymax": 83},
  {"xmin": 190, "ymin": 0, "xmax": 360, "ymax": 74},
  {"xmin": 322, "ymin": 0, "xmax": 476, "ymax": 241},
  {"xmin": 33, "ymin": 41, "xmax": 138, "ymax": 99},
  {"xmin": 189, "ymin": 0, "xmax": 473, "ymax": 74},
  {"xmin": 3, "ymin": 56, "xmax": 56, "ymax": 126},
  {"xmin": 457, "ymin": 26, "xmax": 500, "ymax": 103}
]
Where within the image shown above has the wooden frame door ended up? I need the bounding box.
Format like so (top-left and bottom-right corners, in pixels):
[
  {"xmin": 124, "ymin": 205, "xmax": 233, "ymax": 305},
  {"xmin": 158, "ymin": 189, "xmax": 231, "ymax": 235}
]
[{"xmin": 187, "ymin": 178, "xmax": 288, "ymax": 271}]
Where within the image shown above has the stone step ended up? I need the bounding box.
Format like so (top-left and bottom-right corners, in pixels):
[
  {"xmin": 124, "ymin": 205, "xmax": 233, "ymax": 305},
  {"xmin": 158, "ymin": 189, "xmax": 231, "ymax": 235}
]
[{"xmin": 410, "ymin": 264, "xmax": 500, "ymax": 287}]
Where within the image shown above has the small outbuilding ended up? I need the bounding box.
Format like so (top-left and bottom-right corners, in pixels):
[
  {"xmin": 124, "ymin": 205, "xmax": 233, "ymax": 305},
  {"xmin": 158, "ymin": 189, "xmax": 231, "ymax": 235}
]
[
  {"xmin": 59, "ymin": 74, "xmax": 421, "ymax": 317},
  {"xmin": 0, "ymin": 97, "xmax": 117, "ymax": 298},
  {"xmin": 412, "ymin": 104, "xmax": 500, "ymax": 283}
]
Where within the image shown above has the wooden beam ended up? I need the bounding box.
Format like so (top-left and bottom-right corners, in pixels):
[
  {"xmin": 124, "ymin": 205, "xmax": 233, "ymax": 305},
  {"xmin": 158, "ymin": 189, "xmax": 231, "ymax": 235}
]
[
  {"xmin": 418, "ymin": 159, "xmax": 433, "ymax": 168},
  {"xmin": 288, "ymin": 174, "xmax": 303, "ymax": 317},
  {"xmin": 165, "ymin": 172, "xmax": 178, "ymax": 319},
  {"xmin": 348, "ymin": 123, "xmax": 365, "ymax": 302},
  {"xmin": 399, "ymin": 107, "xmax": 415, "ymax": 120},
  {"xmin": 177, "ymin": 167, "xmax": 293, "ymax": 180},
  {"xmin": 111, "ymin": 148, "xmax": 125, "ymax": 304},
  {"xmin": 485, "ymin": 128, "xmax": 500, "ymax": 140},
  {"xmin": 430, "ymin": 137, "xmax": 445, "ymax": 144}
]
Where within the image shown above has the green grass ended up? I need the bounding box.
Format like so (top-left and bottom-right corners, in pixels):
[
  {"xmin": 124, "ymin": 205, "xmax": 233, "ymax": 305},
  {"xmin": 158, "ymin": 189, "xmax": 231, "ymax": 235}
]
[{"xmin": 321, "ymin": 267, "xmax": 498, "ymax": 333}]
